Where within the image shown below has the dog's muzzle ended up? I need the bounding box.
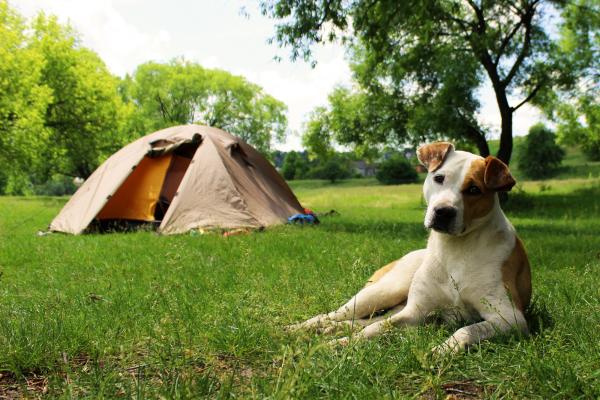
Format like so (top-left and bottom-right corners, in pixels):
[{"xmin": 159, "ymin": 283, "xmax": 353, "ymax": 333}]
[{"xmin": 431, "ymin": 206, "xmax": 457, "ymax": 233}]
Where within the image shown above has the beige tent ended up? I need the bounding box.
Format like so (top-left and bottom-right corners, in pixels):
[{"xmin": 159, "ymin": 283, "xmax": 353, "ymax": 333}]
[{"xmin": 50, "ymin": 125, "xmax": 303, "ymax": 234}]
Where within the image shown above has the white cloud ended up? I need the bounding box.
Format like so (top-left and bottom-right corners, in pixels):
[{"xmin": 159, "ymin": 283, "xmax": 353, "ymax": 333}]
[{"xmin": 13, "ymin": 0, "xmax": 174, "ymax": 75}]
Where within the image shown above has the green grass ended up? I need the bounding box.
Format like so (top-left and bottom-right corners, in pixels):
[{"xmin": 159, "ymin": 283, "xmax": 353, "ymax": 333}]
[{"xmin": 1, "ymin": 175, "xmax": 600, "ymax": 398}]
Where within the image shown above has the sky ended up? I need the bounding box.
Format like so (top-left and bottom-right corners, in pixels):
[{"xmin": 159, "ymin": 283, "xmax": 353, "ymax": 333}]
[{"xmin": 13, "ymin": 0, "xmax": 544, "ymax": 151}]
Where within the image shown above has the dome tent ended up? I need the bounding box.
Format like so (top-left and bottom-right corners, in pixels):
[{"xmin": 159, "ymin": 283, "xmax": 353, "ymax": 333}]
[{"xmin": 50, "ymin": 125, "xmax": 303, "ymax": 234}]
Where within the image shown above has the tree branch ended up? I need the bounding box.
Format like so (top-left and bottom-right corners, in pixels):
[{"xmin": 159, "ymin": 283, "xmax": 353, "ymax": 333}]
[
  {"xmin": 494, "ymin": 18, "xmax": 525, "ymax": 66},
  {"xmin": 155, "ymin": 93, "xmax": 173, "ymax": 122},
  {"xmin": 501, "ymin": 1, "xmax": 539, "ymax": 87},
  {"xmin": 465, "ymin": 0, "xmax": 486, "ymax": 33},
  {"xmin": 511, "ymin": 83, "xmax": 543, "ymax": 111}
]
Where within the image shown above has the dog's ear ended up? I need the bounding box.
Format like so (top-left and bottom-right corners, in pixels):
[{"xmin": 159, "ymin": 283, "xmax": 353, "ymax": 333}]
[
  {"xmin": 417, "ymin": 142, "xmax": 454, "ymax": 172},
  {"xmin": 484, "ymin": 156, "xmax": 515, "ymax": 192}
]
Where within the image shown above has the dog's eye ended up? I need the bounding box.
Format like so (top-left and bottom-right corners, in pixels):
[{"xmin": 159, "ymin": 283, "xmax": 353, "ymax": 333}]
[
  {"xmin": 466, "ymin": 185, "xmax": 482, "ymax": 195},
  {"xmin": 433, "ymin": 175, "xmax": 445, "ymax": 184}
]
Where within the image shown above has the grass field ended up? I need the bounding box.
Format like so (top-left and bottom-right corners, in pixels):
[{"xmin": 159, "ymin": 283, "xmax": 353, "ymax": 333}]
[{"xmin": 1, "ymin": 174, "xmax": 599, "ymax": 398}]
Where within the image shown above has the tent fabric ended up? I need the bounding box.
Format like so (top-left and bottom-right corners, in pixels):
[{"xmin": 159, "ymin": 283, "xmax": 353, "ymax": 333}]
[{"xmin": 49, "ymin": 125, "xmax": 303, "ymax": 235}]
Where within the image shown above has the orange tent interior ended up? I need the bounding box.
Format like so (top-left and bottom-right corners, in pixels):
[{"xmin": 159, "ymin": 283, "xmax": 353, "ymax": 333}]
[
  {"xmin": 96, "ymin": 151, "xmax": 193, "ymax": 222},
  {"xmin": 96, "ymin": 154, "xmax": 172, "ymax": 221}
]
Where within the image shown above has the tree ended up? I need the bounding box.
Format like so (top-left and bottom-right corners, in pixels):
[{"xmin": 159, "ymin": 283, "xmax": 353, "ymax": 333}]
[
  {"xmin": 0, "ymin": 1, "xmax": 51, "ymax": 193},
  {"xmin": 281, "ymin": 151, "xmax": 309, "ymax": 180},
  {"xmin": 30, "ymin": 14, "xmax": 132, "ymax": 179},
  {"xmin": 517, "ymin": 123, "xmax": 565, "ymax": 179},
  {"xmin": 540, "ymin": 0, "xmax": 599, "ymax": 160},
  {"xmin": 261, "ymin": 0, "xmax": 590, "ymax": 164},
  {"xmin": 554, "ymin": 98, "xmax": 599, "ymax": 160},
  {"xmin": 308, "ymin": 158, "xmax": 352, "ymax": 183},
  {"xmin": 302, "ymin": 106, "xmax": 335, "ymax": 160},
  {"xmin": 376, "ymin": 154, "xmax": 418, "ymax": 185},
  {"xmin": 126, "ymin": 60, "xmax": 288, "ymax": 153},
  {"xmin": 302, "ymin": 87, "xmax": 404, "ymax": 162}
]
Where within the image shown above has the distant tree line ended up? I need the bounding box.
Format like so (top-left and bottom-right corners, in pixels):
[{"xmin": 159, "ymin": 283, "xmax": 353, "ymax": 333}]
[
  {"xmin": 277, "ymin": 149, "xmax": 421, "ymax": 184},
  {"xmin": 0, "ymin": 1, "xmax": 286, "ymax": 194},
  {"xmin": 278, "ymin": 151, "xmax": 355, "ymax": 183}
]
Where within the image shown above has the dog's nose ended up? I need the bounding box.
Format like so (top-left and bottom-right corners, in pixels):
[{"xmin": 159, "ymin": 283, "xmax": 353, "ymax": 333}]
[
  {"xmin": 434, "ymin": 207, "xmax": 457, "ymax": 219},
  {"xmin": 431, "ymin": 206, "xmax": 458, "ymax": 233}
]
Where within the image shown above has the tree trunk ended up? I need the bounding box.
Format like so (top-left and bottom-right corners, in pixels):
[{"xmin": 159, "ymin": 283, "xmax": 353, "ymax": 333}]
[
  {"xmin": 496, "ymin": 107, "xmax": 513, "ymax": 165},
  {"xmin": 466, "ymin": 125, "xmax": 490, "ymax": 157}
]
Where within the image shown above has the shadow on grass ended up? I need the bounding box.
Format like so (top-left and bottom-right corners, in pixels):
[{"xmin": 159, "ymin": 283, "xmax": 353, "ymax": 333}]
[
  {"xmin": 318, "ymin": 220, "xmax": 427, "ymax": 239},
  {"xmin": 518, "ymin": 223, "xmax": 599, "ymax": 238},
  {"xmin": 556, "ymin": 162, "xmax": 600, "ymax": 180},
  {"xmin": 526, "ymin": 298, "xmax": 555, "ymax": 336},
  {"xmin": 503, "ymin": 185, "xmax": 600, "ymax": 219}
]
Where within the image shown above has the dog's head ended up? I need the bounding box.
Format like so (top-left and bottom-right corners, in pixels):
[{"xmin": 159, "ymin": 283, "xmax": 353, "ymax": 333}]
[{"xmin": 417, "ymin": 142, "xmax": 515, "ymax": 235}]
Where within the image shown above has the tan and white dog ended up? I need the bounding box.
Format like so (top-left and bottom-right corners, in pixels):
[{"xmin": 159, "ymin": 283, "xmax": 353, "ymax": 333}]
[{"xmin": 289, "ymin": 142, "xmax": 531, "ymax": 354}]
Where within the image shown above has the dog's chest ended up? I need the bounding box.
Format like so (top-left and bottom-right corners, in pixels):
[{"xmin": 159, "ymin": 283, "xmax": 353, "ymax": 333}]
[{"xmin": 428, "ymin": 231, "xmax": 513, "ymax": 316}]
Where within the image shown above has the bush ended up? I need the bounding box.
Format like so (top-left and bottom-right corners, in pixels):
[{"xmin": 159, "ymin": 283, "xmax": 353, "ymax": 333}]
[
  {"xmin": 376, "ymin": 155, "xmax": 418, "ymax": 185},
  {"xmin": 582, "ymin": 139, "xmax": 600, "ymax": 161},
  {"xmin": 308, "ymin": 159, "xmax": 352, "ymax": 183},
  {"xmin": 281, "ymin": 151, "xmax": 309, "ymax": 180},
  {"xmin": 33, "ymin": 174, "xmax": 78, "ymax": 196},
  {"xmin": 517, "ymin": 123, "xmax": 565, "ymax": 179}
]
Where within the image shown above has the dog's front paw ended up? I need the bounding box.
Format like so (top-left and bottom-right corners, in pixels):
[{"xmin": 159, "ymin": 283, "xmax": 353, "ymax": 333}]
[
  {"xmin": 285, "ymin": 314, "xmax": 331, "ymax": 333},
  {"xmin": 327, "ymin": 336, "xmax": 350, "ymax": 347},
  {"xmin": 284, "ymin": 321, "xmax": 307, "ymax": 332},
  {"xmin": 431, "ymin": 337, "xmax": 463, "ymax": 357}
]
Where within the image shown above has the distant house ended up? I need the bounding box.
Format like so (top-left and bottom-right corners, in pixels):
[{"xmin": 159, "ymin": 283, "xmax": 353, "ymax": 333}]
[{"xmin": 352, "ymin": 160, "xmax": 377, "ymax": 177}]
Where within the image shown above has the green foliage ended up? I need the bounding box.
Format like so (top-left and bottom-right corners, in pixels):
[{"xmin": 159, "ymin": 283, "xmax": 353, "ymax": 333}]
[
  {"xmin": 303, "ymin": 86, "xmax": 409, "ymax": 160},
  {"xmin": 539, "ymin": 0, "xmax": 599, "ymax": 161},
  {"xmin": 0, "ymin": 2, "xmax": 131, "ymax": 188},
  {"xmin": 281, "ymin": 151, "xmax": 309, "ymax": 180},
  {"xmin": 0, "ymin": 1, "xmax": 290, "ymax": 193},
  {"xmin": 517, "ymin": 124, "xmax": 565, "ymax": 179},
  {"xmin": 32, "ymin": 174, "xmax": 78, "ymax": 196},
  {"xmin": 126, "ymin": 60, "xmax": 287, "ymax": 153},
  {"xmin": 307, "ymin": 158, "xmax": 352, "ymax": 183},
  {"xmin": 554, "ymin": 99, "xmax": 600, "ymax": 161},
  {"xmin": 30, "ymin": 14, "xmax": 133, "ymax": 179},
  {"xmin": 0, "ymin": 1, "xmax": 51, "ymax": 193},
  {"xmin": 302, "ymin": 106, "xmax": 334, "ymax": 160},
  {"xmin": 375, "ymin": 155, "xmax": 418, "ymax": 185},
  {"xmin": 263, "ymin": 0, "xmax": 593, "ymax": 164}
]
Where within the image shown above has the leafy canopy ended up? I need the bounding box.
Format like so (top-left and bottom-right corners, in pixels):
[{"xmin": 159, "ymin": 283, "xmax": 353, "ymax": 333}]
[
  {"xmin": 0, "ymin": 0, "xmax": 291, "ymax": 193},
  {"xmin": 31, "ymin": 13, "xmax": 133, "ymax": 179},
  {"xmin": 261, "ymin": 0, "xmax": 593, "ymax": 164},
  {"xmin": 540, "ymin": 0, "xmax": 599, "ymax": 161},
  {"xmin": 124, "ymin": 59, "xmax": 288, "ymax": 154},
  {"xmin": 0, "ymin": 1, "xmax": 51, "ymax": 193}
]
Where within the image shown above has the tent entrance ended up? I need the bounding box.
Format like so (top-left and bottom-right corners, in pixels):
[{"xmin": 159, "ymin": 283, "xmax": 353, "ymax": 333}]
[
  {"xmin": 93, "ymin": 141, "xmax": 198, "ymax": 230},
  {"xmin": 153, "ymin": 142, "xmax": 196, "ymax": 220}
]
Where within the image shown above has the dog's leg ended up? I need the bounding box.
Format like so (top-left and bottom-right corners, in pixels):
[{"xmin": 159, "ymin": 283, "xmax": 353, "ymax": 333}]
[
  {"xmin": 331, "ymin": 302, "xmax": 428, "ymax": 344},
  {"xmin": 319, "ymin": 303, "xmax": 407, "ymax": 334},
  {"xmin": 288, "ymin": 250, "xmax": 425, "ymax": 332},
  {"xmin": 432, "ymin": 303, "xmax": 528, "ymax": 355}
]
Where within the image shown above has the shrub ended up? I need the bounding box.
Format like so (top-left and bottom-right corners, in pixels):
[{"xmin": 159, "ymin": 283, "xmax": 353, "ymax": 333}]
[
  {"xmin": 281, "ymin": 151, "xmax": 309, "ymax": 180},
  {"xmin": 308, "ymin": 159, "xmax": 352, "ymax": 183},
  {"xmin": 376, "ymin": 155, "xmax": 418, "ymax": 185},
  {"xmin": 33, "ymin": 174, "xmax": 78, "ymax": 196},
  {"xmin": 517, "ymin": 123, "xmax": 565, "ymax": 179},
  {"xmin": 582, "ymin": 139, "xmax": 600, "ymax": 161}
]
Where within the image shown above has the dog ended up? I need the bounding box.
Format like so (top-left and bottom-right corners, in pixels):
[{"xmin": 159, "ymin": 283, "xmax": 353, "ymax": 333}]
[{"xmin": 289, "ymin": 142, "xmax": 531, "ymax": 354}]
